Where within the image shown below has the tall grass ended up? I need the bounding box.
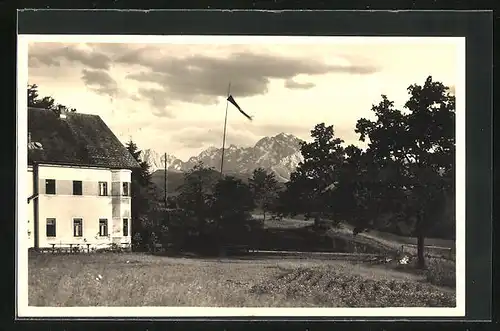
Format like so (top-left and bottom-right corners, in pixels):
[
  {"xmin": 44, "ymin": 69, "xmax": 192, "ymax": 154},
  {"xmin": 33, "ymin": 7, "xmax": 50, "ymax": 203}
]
[{"xmin": 29, "ymin": 252, "xmax": 455, "ymax": 307}]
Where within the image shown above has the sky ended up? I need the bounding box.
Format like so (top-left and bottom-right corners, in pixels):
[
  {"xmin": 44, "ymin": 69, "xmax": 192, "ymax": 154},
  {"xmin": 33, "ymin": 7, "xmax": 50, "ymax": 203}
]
[{"xmin": 27, "ymin": 37, "xmax": 461, "ymax": 161}]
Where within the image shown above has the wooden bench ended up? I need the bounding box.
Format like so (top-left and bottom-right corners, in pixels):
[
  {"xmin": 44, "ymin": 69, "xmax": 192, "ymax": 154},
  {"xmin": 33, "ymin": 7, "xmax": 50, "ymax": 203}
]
[
  {"xmin": 47, "ymin": 243, "xmax": 130, "ymax": 253},
  {"xmin": 48, "ymin": 243, "xmax": 85, "ymax": 253}
]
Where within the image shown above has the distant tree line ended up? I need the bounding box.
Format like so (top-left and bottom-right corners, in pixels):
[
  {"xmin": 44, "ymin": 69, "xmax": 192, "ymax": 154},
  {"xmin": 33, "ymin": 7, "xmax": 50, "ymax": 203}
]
[{"xmin": 129, "ymin": 159, "xmax": 279, "ymax": 256}]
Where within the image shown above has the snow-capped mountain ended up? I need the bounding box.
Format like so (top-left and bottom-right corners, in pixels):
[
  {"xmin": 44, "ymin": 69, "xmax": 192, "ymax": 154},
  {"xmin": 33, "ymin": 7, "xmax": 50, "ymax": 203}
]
[
  {"xmin": 179, "ymin": 133, "xmax": 305, "ymax": 181},
  {"xmin": 146, "ymin": 133, "xmax": 304, "ymax": 181},
  {"xmin": 142, "ymin": 149, "xmax": 183, "ymax": 172}
]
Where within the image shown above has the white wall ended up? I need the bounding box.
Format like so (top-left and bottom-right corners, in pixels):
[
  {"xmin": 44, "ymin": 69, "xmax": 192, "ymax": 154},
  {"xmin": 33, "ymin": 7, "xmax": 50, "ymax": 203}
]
[
  {"xmin": 39, "ymin": 165, "xmax": 112, "ymax": 182},
  {"xmin": 31, "ymin": 164, "xmax": 132, "ymax": 249},
  {"xmin": 27, "ymin": 167, "xmax": 34, "ymax": 248},
  {"xmin": 111, "ymin": 169, "xmax": 132, "ymax": 183}
]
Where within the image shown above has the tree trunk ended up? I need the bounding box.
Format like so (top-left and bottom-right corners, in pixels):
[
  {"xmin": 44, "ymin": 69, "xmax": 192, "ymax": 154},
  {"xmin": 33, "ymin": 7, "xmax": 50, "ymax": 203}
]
[
  {"xmin": 314, "ymin": 214, "xmax": 321, "ymax": 228},
  {"xmin": 416, "ymin": 212, "xmax": 426, "ymax": 269},
  {"xmin": 416, "ymin": 233, "xmax": 426, "ymax": 269},
  {"xmin": 262, "ymin": 210, "xmax": 266, "ymax": 222}
]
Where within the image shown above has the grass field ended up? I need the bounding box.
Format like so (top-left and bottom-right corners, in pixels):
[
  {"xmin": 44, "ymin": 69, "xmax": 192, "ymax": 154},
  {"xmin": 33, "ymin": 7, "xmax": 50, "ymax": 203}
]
[{"xmin": 29, "ymin": 252, "xmax": 455, "ymax": 307}]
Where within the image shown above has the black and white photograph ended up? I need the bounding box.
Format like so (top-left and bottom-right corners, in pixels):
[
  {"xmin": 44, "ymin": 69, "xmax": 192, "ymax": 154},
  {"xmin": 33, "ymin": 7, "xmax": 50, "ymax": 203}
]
[{"xmin": 17, "ymin": 34, "xmax": 465, "ymax": 317}]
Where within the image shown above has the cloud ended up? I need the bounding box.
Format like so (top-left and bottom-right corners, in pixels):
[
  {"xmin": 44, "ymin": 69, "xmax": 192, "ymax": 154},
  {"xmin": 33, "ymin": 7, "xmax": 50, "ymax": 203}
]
[
  {"xmin": 29, "ymin": 43, "xmax": 380, "ymax": 117},
  {"xmin": 284, "ymin": 79, "xmax": 315, "ymax": 90},
  {"xmin": 81, "ymin": 69, "xmax": 119, "ymax": 98},
  {"xmin": 121, "ymin": 51, "xmax": 379, "ymax": 116},
  {"xmin": 136, "ymin": 87, "xmax": 172, "ymax": 117},
  {"xmin": 169, "ymin": 126, "xmax": 255, "ymax": 150},
  {"xmin": 29, "ymin": 43, "xmax": 111, "ymax": 70}
]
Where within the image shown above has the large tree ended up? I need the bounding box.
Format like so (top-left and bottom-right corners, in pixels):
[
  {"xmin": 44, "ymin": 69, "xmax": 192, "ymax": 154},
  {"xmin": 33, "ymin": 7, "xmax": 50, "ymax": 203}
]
[
  {"xmin": 281, "ymin": 123, "xmax": 346, "ymax": 227},
  {"xmin": 249, "ymin": 167, "xmax": 279, "ymax": 221},
  {"xmin": 354, "ymin": 76, "xmax": 455, "ymax": 268},
  {"xmin": 175, "ymin": 162, "xmax": 220, "ymax": 239},
  {"xmin": 126, "ymin": 140, "xmax": 160, "ymax": 250},
  {"xmin": 210, "ymin": 175, "xmax": 256, "ymax": 248},
  {"xmin": 331, "ymin": 144, "xmax": 410, "ymax": 235}
]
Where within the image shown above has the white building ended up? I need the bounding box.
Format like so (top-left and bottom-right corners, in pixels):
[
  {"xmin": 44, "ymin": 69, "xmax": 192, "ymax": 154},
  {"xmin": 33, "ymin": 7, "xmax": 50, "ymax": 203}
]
[{"xmin": 27, "ymin": 107, "xmax": 140, "ymax": 251}]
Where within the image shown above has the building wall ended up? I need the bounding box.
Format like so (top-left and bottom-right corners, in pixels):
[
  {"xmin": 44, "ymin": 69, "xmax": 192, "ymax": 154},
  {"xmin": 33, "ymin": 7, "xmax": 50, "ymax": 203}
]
[
  {"xmin": 30, "ymin": 164, "xmax": 132, "ymax": 249},
  {"xmin": 27, "ymin": 166, "xmax": 34, "ymax": 248}
]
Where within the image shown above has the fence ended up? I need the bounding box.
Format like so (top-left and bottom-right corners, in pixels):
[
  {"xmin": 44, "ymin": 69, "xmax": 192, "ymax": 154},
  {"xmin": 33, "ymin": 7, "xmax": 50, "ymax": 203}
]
[
  {"xmin": 33, "ymin": 242, "xmax": 132, "ymax": 254},
  {"xmin": 401, "ymin": 243, "xmax": 455, "ymax": 261}
]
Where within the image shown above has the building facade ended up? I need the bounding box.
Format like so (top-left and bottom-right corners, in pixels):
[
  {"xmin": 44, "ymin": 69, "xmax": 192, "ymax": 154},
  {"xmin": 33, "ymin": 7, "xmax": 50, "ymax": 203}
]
[{"xmin": 27, "ymin": 107, "xmax": 140, "ymax": 250}]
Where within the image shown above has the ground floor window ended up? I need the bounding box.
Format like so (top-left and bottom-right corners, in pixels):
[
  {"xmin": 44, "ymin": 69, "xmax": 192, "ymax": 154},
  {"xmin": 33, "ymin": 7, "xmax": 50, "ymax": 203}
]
[
  {"xmin": 99, "ymin": 218, "xmax": 108, "ymax": 236},
  {"xmin": 123, "ymin": 218, "xmax": 129, "ymax": 236},
  {"xmin": 46, "ymin": 218, "xmax": 56, "ymax": 237},
  {"xmin": 73, "ymin": 218, "xmax": 83, "ymax": 237}
]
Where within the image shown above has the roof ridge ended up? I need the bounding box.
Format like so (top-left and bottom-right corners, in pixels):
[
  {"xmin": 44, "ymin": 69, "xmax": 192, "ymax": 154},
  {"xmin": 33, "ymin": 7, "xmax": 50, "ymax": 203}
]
[{"xmin": 27, "ymin": 107, "xmax": 101, "ymax": 118}]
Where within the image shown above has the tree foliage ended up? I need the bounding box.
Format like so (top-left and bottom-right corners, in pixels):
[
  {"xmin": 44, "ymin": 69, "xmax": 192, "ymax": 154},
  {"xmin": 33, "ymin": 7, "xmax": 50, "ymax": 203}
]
[
  {"xmin": 353, "ymin": 76, "xmax": 455, "ymax": 268},
  {"xmin": 161, "ymin": 163, "xmax": 260, "ymax": 254},
  {"xmin": 249, "ymin": 167, "xmax": 279, "ymax": 220},
  {"xmin": 280, "ymin": 123, "xmax": 346, "ymax": 227},
  {"xmin": 28, "ymin": 84, "xmax": 77, "ymax": 114},
  {"xmin": 126, "ymin": 140, "xmax": 161, "ymax": 251},
  {"xmin": 278, "ymin": 76, "xmax": 455, "ymax": 269},
  {"xmin": 176, "ymin": 161, "xmax": 219, "ymax": 222},
  {"xmin": 211, "ymin": 176, "xmax": 256, "ymax": 245}
]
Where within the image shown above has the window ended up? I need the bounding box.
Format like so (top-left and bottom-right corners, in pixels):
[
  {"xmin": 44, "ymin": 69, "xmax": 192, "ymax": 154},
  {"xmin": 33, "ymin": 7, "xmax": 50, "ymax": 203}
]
[
  {"xmin": 46, "ymin": 218, "xmax": 56, "ymax": 237},
  {"xmin": 123, "ymin": 218, "xmax": 129, "ymax": 236},
  {"xmin": 122, "ymin": 182, "xmax": 130, "ymax": 196},
  {"xmin": 73, "ymin": 218, "xmax": 83, "ymax": 237},
  {"xmin": 73, "ymin": 181, "xmax": 83, "ymax": 195},
  {"xmin": 99, "ymin": 219, "xmax": 108, "ymax": 236},
  {"xmin": 45, "ymin": 179, "xmax": 56, "ymax": 194},
  {"xmin": 98, "ymin": 181, "xmax": 108, "ymax": 196}
]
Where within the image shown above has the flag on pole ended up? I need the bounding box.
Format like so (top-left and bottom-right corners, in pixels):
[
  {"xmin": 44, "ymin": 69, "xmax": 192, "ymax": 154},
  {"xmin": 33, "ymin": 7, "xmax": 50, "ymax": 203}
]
[{"xmin": 227, "ymin": 95, "xmax": 252, "ymax": 121}]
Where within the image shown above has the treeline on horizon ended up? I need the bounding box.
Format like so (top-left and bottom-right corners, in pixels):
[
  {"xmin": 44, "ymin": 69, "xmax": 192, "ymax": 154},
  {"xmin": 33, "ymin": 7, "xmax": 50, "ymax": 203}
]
[{"xmin": 28, "ymin": 76, "xmax": 455, "ymax": 269}]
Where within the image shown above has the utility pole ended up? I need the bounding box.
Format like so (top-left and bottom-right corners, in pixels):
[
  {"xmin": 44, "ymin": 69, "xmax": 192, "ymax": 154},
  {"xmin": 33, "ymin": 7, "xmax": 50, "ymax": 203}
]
[{"xmin": 164, "ymin": 153, "xmax": 168, "ymax": 208}]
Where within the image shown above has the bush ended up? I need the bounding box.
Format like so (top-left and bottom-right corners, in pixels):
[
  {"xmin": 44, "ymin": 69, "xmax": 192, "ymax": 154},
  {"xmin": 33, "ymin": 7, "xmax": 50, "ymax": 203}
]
[
  {"xmin": 132, "ymin": 232, "xmax": 143, "ymax": 251},
  {"xmin": 425, "ymin": 258, "xmax": 455, "ymax": 288}
]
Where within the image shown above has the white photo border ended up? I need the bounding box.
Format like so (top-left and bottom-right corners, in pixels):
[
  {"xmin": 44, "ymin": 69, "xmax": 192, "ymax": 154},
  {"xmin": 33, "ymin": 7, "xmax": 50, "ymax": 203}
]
[{"xmin": 16, "ymin": 34, "xmax": 466, "ymax": 318}]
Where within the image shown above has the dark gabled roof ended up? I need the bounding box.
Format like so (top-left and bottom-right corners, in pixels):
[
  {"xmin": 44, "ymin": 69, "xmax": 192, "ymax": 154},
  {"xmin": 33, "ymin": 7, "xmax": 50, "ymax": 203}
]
[{"xmin": 28, "ymin": 107, "xmax": 140, "ymax": 169}]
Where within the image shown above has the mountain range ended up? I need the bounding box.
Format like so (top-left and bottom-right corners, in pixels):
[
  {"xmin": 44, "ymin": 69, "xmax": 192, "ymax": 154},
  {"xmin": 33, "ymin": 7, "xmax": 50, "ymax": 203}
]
[{"xmin": 143, "ymin": 133, "xmax": 305, "ymax": 182}]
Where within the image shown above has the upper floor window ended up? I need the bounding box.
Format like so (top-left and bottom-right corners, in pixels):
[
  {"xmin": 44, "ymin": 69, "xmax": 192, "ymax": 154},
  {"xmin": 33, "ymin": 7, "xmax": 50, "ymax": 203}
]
[
  {"xmin": 98, "ymin": 181, "xmax": 108, "ymax": 196},
  {"xmin": 122, "ymin": 182, "xmax": 130, "ymax": 196},
  {"xmin": 73, "ymin": 180, "xmax": 83, "ymax": 195},
  {"xmin": 45, "ymin": 179, "xmax": 56, "ymax": 195}
]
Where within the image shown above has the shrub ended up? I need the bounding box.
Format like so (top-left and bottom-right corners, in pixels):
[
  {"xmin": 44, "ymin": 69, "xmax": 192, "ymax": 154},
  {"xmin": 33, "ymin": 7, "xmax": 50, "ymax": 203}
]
[
  {"xmin": 425, "ymin": 258, "xmax": 455, "ymax": 288},
  {"xmin": 132, "ymin": 232, "xmax": 143, "ymax": 251}
]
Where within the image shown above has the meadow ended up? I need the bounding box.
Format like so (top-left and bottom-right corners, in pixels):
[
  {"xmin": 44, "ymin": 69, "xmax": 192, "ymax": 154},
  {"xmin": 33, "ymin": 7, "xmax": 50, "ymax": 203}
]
[
  {"xmin": 29, "ymin": 251, "xmax": 455, "ymax": 307},
  {"xmin": 28, "ymin": 216, "xmax": 455, "ymax": 307}
]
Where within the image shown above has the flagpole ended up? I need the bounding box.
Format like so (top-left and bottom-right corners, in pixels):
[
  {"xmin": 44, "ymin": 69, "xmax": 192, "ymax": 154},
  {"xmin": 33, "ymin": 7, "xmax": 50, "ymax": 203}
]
[
  {"xmin": 220, "ymin": 82, "xmax": 231, "ymax": 177},
  {"xmin": 164, "ymin": 153, "xmax": 170, "ymax": 225}
]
